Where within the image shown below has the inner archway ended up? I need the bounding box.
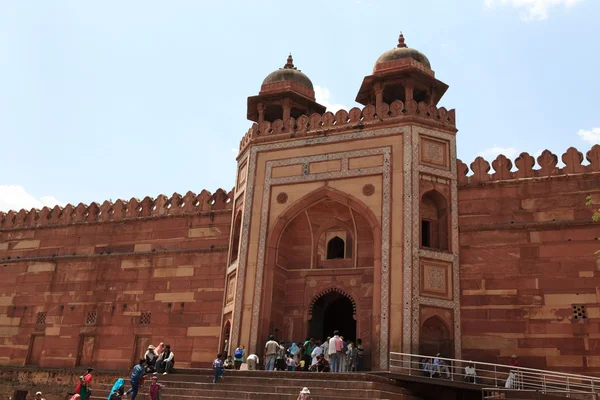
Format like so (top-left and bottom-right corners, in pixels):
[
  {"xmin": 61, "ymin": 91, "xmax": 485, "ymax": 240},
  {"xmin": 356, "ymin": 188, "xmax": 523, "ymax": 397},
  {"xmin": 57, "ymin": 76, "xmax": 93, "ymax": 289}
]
[
  {"xmin": 419, "ymin": 316, "xmax": 453, "ymax": 357},
  {"xmin": 309, "ymin": 291, "xmax": 356, "ymax": 342}
]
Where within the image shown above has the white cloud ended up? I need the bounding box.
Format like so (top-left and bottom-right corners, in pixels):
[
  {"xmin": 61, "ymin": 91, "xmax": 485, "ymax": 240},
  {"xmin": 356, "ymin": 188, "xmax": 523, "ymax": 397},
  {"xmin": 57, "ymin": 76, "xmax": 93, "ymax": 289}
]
[
  {"xmin": 479, "ymin": 145, "xmax": 519, "ymax": 159},
  {"xmin": 314, "ymin": 85, "xmax": 347, "ymax": 113},
  {"xmin": 0, "ymin": 185, "xmax": 65, "ymax": 212},
  {"xmin": 578, "ymin": 127, "xmax": 600, "ymax": 144},
  {"xmin": 484, "ymin": 0, "xmax": 584, "ymax": 21}
]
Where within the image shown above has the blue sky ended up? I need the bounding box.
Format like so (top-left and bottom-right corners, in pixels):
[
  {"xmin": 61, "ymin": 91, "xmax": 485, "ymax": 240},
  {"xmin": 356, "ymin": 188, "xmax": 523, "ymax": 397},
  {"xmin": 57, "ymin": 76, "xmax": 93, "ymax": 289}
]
[{"xmin": 0, "ymin": 0, "xmax": 598, "ymax": 211}]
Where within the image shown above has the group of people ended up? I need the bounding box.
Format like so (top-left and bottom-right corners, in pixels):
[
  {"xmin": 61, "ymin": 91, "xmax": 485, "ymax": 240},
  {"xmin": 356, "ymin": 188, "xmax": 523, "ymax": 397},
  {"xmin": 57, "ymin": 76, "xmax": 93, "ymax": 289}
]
[
  {"xmin": 421, "ymin": 353, "xmax": 522, "ymax": 389},
  {"xmin": 223, "ymin": 330, "xmax": 365, "ymax": 373},
  {"xmin": 68, "ymin": 342, "xmax": 174, "ymax": 400}
]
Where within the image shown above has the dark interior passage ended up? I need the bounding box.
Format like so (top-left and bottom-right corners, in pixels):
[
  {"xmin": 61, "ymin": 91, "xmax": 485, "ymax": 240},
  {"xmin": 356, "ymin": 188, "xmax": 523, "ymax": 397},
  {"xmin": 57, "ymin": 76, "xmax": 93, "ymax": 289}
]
[{"xmin": 309, "ymin": 291, "xmax": 356, "ymax": 342}]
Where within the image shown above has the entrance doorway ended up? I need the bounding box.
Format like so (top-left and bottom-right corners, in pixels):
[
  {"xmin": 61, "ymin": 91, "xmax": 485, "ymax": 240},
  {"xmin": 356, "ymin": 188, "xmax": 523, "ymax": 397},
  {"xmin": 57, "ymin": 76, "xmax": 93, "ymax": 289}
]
[{"xmin": 309, "ymin": 291, "xmax": 356, "ymax": 342}]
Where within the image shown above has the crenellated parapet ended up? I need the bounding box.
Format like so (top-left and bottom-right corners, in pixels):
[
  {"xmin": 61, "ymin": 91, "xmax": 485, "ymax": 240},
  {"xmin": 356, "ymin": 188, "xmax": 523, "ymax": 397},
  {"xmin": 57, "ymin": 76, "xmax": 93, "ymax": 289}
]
[
  {"xmin": 0, "ymin": 188, "xmax": 234, "ymax": 230},
  {"xmin": 457, "ymin": 145, "xmax": 600, "ymax": 185},
  {"xmin": 239, "ymin": 99, "xmax": 456, "ymax": 153}
]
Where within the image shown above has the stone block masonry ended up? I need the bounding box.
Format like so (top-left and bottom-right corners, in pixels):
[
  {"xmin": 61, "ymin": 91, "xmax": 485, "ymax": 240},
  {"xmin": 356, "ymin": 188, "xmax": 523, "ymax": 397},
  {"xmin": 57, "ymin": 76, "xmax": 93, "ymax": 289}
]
[
  {"xmin": 0, "ymin": 189, "xmax": 234, "ymax": 370},
  {"xmin": 458, "ymin": 148, "xmax": 600, "ymax": 375}
]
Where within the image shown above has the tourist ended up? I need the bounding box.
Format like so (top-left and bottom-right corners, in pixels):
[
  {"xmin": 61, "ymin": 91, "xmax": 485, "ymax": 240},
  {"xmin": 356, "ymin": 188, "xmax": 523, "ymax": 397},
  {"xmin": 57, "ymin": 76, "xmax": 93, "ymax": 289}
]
[
  {"xmin": 286, "ymin": 353, "xmax": 298, "ymax": 371},
  {"xmin": 35, "ymin": 391, "xmax": 46, "ymax": 400},
  {"xmin": 433, "ymin": 354, "xmax": 450, "ymax": 378},
  {"xmin": 233, "ymin": 345, "xmax": 245, "ymax": 370},
  {"xmin": 297, "ymin": 387, "xmax": 312, "ymax": 400},
  {"xmin": 213, "ymin": 353, "xmax": 225, "ymax": 383},
  {"xmin": 422, "ymin": 358, "xmax": 435, "ymax": 377},
  {"xmin": 264, "ymin": 335, "xmax": 280, "ymax": 371},
  {"xmin": 276, "ymin": 341, "xmax": 287, "ymax": 371},
  {"xmin": 328, "ymin": 331, "xmax": 343, "ymax": 372},
  {"xmin": 321, "ymin": 337, "xmax": 330, "ymax": 360},
  {"xmin": 155, "ymin": 342, "xmax": 164, "ymax": 356},
  {"xmin": 288, "ymin": 342, "xmax": 301, "ymax": 367},
  {"xmin": 74, "ymin": 367, "xmax": 93, "ymax": 400},
  {"xmin": 356, "ymin": 339, "xmax": 364, "ymax": 371},
  {"xmin": 247, "ymin": 353, "xmax": 259, "ymax": 370},
  {"xmin": 148, "ymin": 376, "xmax": 163, "ymax": 399},
  {"xmin": 505, "ymin": 355, "xmax": 520, "ymax": 389},
  {"xmin": 464, "ymin": 363, "xmax": 477, "ymax": 383},
  {"xmin": 346, "ymin": 341, "xmax": 358, "ymax": 372},
  {"xmin": 314, "ymin": 354, "xmax": 330, "ymax": 372},
  {"xmin": 223, "ymin": 338, "xmax": 230, "ymax": 359},
  {"xmin": 156, "ymin": 344, "xmax": 175, "ymax": 375},
  {"xmin": 107, "ymin": 378, "xmax": 125, "ymax": 400},
  {"xmin": 145, "ymin": 345, "xmax": 158, "ymax": 373},
  {"xmin": 125, "ymin": 358, "xmax": 146, "ymax": 400},
  {"xmin": 224, "ymin": 356, "xmax": 234, "ymax": 369},
  {"xmin": 339, "ymin": 336, "xmax": 347, "ymax": 372},
  {"xmin": 310, "ymin": 340, "xmax": 322, "ymax": 366},
  {"xmin": 301, "ymin": 338, "xmax": 314, "ymax": 371}
]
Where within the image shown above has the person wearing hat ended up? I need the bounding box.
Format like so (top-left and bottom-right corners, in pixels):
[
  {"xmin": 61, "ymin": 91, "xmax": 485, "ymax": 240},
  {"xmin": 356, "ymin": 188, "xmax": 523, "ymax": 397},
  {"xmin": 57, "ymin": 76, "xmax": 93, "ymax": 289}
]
[
  {"xmin": 145, "ymin": 345, "xmax": 158, "ymax": 373},
  {"xmin": 148, "ymin": 375, "xmax": 163, "ymax": 400},
  {"xmin": 297, "ymin": 387, "xmax": 312, "ymax": 400},
  {"xmin": 35, "ymin": 391, "xmax": 46, "ymax": 400}
]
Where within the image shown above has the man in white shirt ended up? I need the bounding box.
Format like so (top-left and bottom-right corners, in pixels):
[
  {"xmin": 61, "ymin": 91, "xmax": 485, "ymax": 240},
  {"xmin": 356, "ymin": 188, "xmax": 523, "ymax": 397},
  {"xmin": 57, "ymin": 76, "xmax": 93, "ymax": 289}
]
[
  {"xmin": 328, "ymin": 331, "xmax": 342, "ymax": 373},
  {"xmin": 264, "ymin": 335, "xmax": 280, "ymax": 371},
  {"xmin": 464, "ymin": 363, "xmax": 477, "ymax": 383},
  {"xmin": 310, "ymin": 340, "xmax": 323, "ymax": 365},
  {"xmin": 321, "ymin": 337, "xmax": 330, "ymax": 360},
  {"xmin": 246, "ymin": 353, "xmax": 259, "ymax": 370}
]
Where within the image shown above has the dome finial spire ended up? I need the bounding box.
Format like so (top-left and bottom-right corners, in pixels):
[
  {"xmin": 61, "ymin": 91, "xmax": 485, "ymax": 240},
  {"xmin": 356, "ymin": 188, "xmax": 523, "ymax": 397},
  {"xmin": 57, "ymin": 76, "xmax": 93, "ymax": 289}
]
[
  {"xmin": 284, "ymin": 53, "xmax": 295, "ymax": 69},
  {"xmin": 397, "ymin": 32, "xmax": 407, "ymax": 48}
]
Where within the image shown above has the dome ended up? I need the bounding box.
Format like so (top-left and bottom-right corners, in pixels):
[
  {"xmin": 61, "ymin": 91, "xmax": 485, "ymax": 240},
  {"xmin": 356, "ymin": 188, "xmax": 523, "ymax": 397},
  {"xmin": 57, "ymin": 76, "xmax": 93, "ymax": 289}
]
[
  {"xmin": 261, "ymin": 55, "xmax": 314, "ymax": 90},
  {"xmin": 374, "ymin": 33, "xmax": 431, "ymax": 71}
]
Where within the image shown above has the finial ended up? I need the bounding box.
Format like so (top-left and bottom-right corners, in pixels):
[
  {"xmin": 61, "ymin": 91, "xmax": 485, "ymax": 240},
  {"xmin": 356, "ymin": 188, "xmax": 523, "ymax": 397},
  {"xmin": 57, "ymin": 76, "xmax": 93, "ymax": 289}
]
[
  {"xmin": 284, "ymin": 53, "xmax": 295, "ymax": 69},
  {"xmin": 397, "ymin": 32, "xmax": 407, "ymax": 48}
]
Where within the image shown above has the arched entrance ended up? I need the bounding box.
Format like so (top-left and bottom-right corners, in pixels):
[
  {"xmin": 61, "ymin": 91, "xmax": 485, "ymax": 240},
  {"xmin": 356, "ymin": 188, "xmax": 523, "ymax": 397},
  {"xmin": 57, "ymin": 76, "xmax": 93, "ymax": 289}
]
[
  {"xmin": 221, "ymin": 320, "xmax": 231, "ymax": 358},
  {"xmin": 419, "ymin": 316, "xmax": 453, "ymax": 357},
  {"xmin": 309, "ymin": 290, "xmax": 356, "ymax": 342}
]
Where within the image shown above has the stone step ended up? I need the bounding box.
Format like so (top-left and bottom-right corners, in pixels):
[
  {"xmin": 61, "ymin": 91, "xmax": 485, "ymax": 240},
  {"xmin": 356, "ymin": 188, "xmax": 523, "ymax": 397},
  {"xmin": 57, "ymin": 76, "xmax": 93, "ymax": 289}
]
[{"xmin": 92, "ymin": 385, "xmax": 404, "ymax": 399}]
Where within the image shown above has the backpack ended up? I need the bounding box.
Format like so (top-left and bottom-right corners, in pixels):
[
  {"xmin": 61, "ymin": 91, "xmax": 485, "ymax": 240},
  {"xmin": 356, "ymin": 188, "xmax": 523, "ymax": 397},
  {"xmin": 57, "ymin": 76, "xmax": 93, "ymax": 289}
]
[{"xmin": 234, "ymin": 348, "xmax": 243, "ymax": 358}]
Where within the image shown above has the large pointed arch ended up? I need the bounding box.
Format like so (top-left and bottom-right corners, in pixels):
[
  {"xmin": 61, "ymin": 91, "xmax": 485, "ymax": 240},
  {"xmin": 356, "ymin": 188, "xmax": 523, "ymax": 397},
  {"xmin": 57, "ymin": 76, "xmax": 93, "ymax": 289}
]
[
  {"xmin": 257, "ymin": 185, "xmax": 382, "ymax": 361},
  {"xmin": 267, "ymin": 185, "xmax": 381, "ymax": 251}
]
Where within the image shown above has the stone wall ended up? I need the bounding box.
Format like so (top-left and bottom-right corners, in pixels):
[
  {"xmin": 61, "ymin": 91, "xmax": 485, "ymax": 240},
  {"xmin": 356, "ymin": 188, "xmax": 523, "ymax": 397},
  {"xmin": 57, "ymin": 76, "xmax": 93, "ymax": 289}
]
[
  {"xmin": 0, "ymin": 367, "xmax": 123, "ymax": 400},
  {"xmin": 0, "ymin": 190, "xmax": 234, "ymax": 370},
  {"xmin": 458, "ymin": 148, "xmax": 600, "ymax": 375}
]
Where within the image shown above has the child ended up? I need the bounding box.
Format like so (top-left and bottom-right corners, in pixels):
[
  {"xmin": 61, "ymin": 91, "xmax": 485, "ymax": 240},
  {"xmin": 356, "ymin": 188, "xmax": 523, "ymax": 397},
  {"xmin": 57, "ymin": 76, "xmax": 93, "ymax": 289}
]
[
  {"xmin": 286, "ymin": 355, "xmax": 297, "ymax": 371},
  {"xmin": 148, "ymin": 376, "xmax": 163, "ymax": 400},
  {"xmin": 224, "ymin": 356, "xmax": 234, "ymax": 369},
  {"xmin": 213, "ymin": 353, "xmax": 225, "ymax": 383}
]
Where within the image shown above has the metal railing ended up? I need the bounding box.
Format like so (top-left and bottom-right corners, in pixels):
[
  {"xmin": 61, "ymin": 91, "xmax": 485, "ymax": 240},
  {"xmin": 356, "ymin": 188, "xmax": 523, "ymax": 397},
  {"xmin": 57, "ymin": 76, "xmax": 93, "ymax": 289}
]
[{"xmin": 389, "ymin": 352, "xmax": 599, "ymax": 399}]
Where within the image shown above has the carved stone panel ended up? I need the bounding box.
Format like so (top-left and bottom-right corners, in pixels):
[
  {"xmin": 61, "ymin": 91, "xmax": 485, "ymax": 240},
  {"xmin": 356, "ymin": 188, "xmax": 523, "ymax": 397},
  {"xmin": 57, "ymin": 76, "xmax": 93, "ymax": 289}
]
[
  {"xmin": 420, "ymin": 259, "xmax": 452, "ymax": 300},
  {"xmin": 420, "ymin": 136, "xmax": 449, "ymax": 169}
]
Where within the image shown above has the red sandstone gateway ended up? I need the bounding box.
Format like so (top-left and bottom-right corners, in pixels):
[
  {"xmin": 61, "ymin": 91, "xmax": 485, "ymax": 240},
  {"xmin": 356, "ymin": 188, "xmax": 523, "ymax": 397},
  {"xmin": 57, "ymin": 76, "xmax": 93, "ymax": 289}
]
[{"xmin": 0, "ymin": 34, "xmax": 598, "ymax": 380}]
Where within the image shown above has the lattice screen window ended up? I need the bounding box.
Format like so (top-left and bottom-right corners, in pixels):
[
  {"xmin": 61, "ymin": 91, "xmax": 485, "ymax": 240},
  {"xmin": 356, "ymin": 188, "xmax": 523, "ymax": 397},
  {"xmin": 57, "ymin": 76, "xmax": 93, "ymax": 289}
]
[
  {"xmin": 140, "ymin": 312, "xmax": 151, "ymax": 326},
  {"xmin": 36, "ymin": 312, "xmax": 46, "ymax": 326},
  {"xmin": 572, "ymin": 305, "xmax": 587, "ymax": 322},
  {"xmin": 85, "ymin": 311, "xmax": 97, "ymax": 325}
]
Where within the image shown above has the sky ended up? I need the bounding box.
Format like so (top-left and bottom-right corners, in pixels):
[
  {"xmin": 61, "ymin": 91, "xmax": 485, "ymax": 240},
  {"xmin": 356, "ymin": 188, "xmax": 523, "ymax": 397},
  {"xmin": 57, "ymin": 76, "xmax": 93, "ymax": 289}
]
[{"xmin": 0, "ymin": 0, "xmax": 599, "ymax": 212}]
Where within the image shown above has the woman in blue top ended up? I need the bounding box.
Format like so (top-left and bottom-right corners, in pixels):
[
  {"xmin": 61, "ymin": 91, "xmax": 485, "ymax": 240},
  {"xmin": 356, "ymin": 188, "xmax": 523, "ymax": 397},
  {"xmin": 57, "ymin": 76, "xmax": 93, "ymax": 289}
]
[
  {"xmin": 233, "ymin": 345, "xmax": 245, "ymax": 370},
  {"xmin": 107, "ymin": 378, "xmax": 125, "ymax": 400}
]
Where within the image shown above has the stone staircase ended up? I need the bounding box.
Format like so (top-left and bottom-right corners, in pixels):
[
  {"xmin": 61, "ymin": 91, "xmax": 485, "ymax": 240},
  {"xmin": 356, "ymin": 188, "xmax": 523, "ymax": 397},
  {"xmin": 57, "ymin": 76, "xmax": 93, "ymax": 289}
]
[{"xmin": 88, "ymin": 369, "xmax": 419, "ymax": 400}]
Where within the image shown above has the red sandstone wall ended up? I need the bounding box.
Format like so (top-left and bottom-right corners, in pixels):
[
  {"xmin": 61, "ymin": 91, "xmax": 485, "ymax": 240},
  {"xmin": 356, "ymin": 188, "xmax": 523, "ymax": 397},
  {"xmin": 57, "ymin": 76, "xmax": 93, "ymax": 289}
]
[
  {"xmin": 0, "ymin": 190, "xmax": 233, "ymax": 369},
  {"xmin": 458, "ymin": 148, "xmax": 600, "ymax": 375}
]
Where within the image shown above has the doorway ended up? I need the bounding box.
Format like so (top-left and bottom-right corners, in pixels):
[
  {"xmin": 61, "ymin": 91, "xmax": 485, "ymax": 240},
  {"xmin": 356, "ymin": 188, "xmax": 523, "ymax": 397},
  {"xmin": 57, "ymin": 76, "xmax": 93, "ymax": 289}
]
[
  {"xmin": 419, "ymin": 316, "xmax": 453, "ymax": 357},
  {"xmin": 309, "ymin": 291, "xmax": 356, "ymax": 342}
]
